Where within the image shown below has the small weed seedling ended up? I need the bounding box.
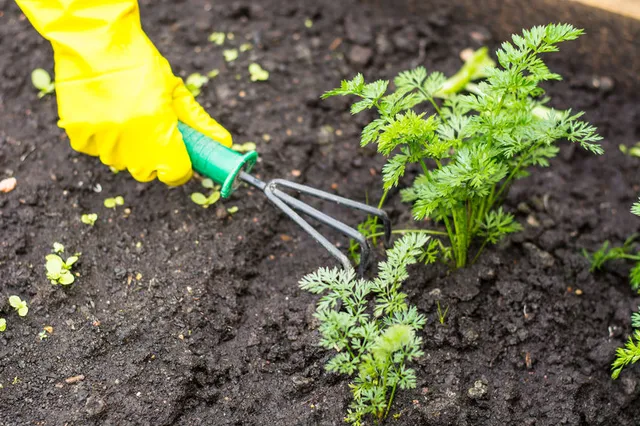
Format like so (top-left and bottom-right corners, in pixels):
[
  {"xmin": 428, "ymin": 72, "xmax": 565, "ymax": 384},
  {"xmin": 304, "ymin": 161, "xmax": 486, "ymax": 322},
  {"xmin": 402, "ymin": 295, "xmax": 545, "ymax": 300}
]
[
  {"xmin": 223, "ymin": 49, "xmax": 239, "ymax": 63},
  {"xmin": 104, "ymin": 196, "xmax": 124, "ymax": 209},
  {"xmin": 81, "ymin": 213, "xmax": 98, "ymax": 226},
  {"xmin": 9, "ymin": 296, "xmax": 28, "ymax": 317},
  {"xmin": 231, "ymin": 142, "xmax": 257, "ymax": 153},
  {"xmin": 300, "ymin": 234, "xmax": 428, "ymax": 425},
  {"xmin": 619, "ymin": 142, "xmax": 640, "ymax": 158},
  {"xmin": 436, "ymin": 301, "xmax": 449, "ymax": 325},
  {"xmin": 191, "ymin": 178, "xmax": 221, "ymax": 208},
  {"xmin": 186, "ymin": 73, "xmax": 209, "ymax": 97},
  {"xmin": 31, "ymin": 68, "xmax": 55, "ymax": 98},
  {"xmin": 46, "ymin": 244, "xmax": 80, "ymax": 285},
  {"xmin": 53, "ymin": 242, "xmax": 65, "ymax": 254},
  {"xmin": 0, "ymin": 318, "xmax": 5, "ymax": 332},
  {"xmin": 248, "ymin": 63, "xmax": 269, "ymax": 82},
  {"xmin": 208, "ymin": 32, "xmax": 225, "ymax": 45},
  {"xmin": 612, "ymin": 306, "xmax": 640, "ymax": 379},
  {"xmin": 324, "ymin": 24, "xmax": 602, "ymax": 268},
  {"xmin": 584, "ymin": 199, "xmax": 640, "ymax": 291}
]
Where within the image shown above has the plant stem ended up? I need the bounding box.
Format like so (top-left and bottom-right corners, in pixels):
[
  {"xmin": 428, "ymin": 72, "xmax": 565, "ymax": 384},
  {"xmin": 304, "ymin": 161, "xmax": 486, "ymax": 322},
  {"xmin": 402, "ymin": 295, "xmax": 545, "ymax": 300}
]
[
  {"xmin": 419, "ymin": 159, "xmax": 430, "ymax": 176},
  {"xmin": 452, "ymin": 207, "xmax": 468, "ymax": 268},
  {"xmin": 377, "ymin": 188, "xmax": 390, "ymax": 210},
  {"xmin": 384, "ymin": 383, "xmax": 398, "ymax": 419},
  {"xmin": 442, "ymin": 215, "xmax": 456, "ymax": 264},
  {"xmin": 489, "ymin": 139, "xmax": 543, "ymax": 211},
  {"xmin": 620, "ymin": 254, "xmax": 640, "ymax": 261},
  {"xmin": 471, "ymin": 239, "xmax": 489, "ymax": 265}
]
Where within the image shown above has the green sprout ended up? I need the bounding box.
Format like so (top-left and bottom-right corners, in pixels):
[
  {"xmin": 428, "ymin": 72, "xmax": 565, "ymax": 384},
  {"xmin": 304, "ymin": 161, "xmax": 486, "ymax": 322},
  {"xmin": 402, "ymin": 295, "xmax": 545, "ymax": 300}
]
[
  {"xmin": 208, "ymin": 32, "xmax": 226, "ymax": 45},
  {"xmin": 53, "ymin": 242, "xmax": 64, "ymax": 254},
  {"xmin": 31, "ymin": 68, "xmax": 55, "ymax": 98},
  {"xmin": 207, "ymin": 69, "xmax": 220, "ymax": 79},
  {"xmin": 248, "ymin": 63, "xmax": 269, "ymax": 82},
  {"xmin": 46, "ymin": 251, "xmax": 79, "ymax": 286},
  {"xmin": 619, "ymin": 142, "xmax": 640, "ymax": 158},
  {"xmin": 185, "ymin": 73, "xmax": 209, "ymax": 97},
  {"xmin": 80, "ymin": 213, "xmax": 98, "ymax": 226},
  {"xmin": 300, "ymin": 234, "xmax": 428, "ymax": 425},
  {"xmin": 104, "ymin": 196, "xmax": 124, "ymax": 209},
  {"xmin": 223, "ymin": 49, "xmax": 239, "ymax": 63},
  {"xmin": 191, "ymin": 178, "xmax": 221, "ymax": 209},
  {"xmin": 585, "ymin": 198, "xmax": 640, "ymax": 292},
  {"xmin": 191, "ymin": 191, "xmax": 221, "ymax": 208},
  {"xmin": 231, "ymin": 142, "xmax": 257, "ymax": 153},
  {"xmin": 0, "ymin": 318, "xmax": 6, "ymax": 332},
  {"xmin": 227, "ymin": 206, "xmax": 239, "ymax": 214},
  {"xmin": 240, "ymin": 43, "xmax": 253, "ymax": 52},
  {"xmin": 436, "ymin": 301, "xmax": 449, "ymax": 325},
  {"xmin": 8, "ymin": 296, "xmax": 28, "ymax": 317},
  {"xmin": 305, "ymin": 18, "xmax": 314, "ymax": 28},
  {"xmin": 324, "ymin": 24, "xmax": 602, "ymax": 268}
]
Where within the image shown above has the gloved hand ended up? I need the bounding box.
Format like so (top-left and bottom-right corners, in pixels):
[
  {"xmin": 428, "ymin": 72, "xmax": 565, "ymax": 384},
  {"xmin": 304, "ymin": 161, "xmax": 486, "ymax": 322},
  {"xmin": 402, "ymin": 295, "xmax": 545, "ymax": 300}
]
[{"xmin": 16, "ymin": 0, "xmax": 232, "ymax": 185}]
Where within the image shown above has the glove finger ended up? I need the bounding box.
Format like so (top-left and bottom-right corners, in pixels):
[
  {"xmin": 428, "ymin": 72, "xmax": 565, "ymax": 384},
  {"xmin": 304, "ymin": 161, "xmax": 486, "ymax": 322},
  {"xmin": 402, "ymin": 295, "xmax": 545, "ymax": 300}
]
[
  {"xmin": 121, "ymin": 115, "xmax": 193, "ymax": 185},
  {"xmin": 172, "ymin": 81, "xmax": 233, "ymax": 147},
  {"xmin": 62, "ymin": 123, "xmax": 100, "ymax": 157},
  {"xmin": 64, "ymin": 124, "xmax": 128, "ymax": 171},
  {"xmin": 155, "ymin": 121, "xmax": 193, "ymax": 186}
]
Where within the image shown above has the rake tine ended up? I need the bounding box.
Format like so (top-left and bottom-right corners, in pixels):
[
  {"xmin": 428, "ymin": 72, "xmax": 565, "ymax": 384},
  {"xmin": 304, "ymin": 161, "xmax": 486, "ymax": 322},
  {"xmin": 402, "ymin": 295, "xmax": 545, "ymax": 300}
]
[
  {"xmin": 239, "ymin": 171, "xmax": 388, "ymax": 274},
  {"xmin": 270, "ymin": 187, "xmax": 371, "ymax": 275},
  {"xmin": 268, "ymin": 178, "xmax": 392, "ymax": 247},
  {"xmin": 262, "ymin": 183, "xmax": 356, "ymax": 273}
]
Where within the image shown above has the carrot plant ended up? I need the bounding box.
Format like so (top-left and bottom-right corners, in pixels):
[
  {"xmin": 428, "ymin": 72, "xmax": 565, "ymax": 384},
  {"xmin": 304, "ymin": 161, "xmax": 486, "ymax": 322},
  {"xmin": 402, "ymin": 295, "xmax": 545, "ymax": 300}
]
[
  {"xmin": 301, "ymin": 233, "xmax": 427, "ymax": 425},
  {"xmin": 583, "ymin": 199, "xmax": 640, "ymax": 378},
  {"xmin": 612, "ymin": 305, "xmax": 640, "ymax": 379},
  {"xmin": 584, "ymin": 198, "xmax": 640, "ymax": 292},
  {"xmin": 324, "ymin": 24, "xmax": 602, "ymax": 267}
]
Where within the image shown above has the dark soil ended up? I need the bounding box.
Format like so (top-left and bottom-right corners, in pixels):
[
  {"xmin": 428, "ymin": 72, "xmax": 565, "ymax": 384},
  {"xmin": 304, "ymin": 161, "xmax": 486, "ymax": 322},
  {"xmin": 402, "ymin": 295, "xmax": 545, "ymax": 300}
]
[{"xmin": 1, "ymin": 0, "xmax": 639, "ymax": 425}]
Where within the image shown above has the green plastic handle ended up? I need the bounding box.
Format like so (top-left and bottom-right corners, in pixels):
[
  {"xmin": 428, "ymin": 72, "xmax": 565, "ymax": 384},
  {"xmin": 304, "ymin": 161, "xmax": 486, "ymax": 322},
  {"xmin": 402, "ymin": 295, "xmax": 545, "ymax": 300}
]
[{"xmin": 178, "ymin": 122, "xmax": 258, "ymax": 198}]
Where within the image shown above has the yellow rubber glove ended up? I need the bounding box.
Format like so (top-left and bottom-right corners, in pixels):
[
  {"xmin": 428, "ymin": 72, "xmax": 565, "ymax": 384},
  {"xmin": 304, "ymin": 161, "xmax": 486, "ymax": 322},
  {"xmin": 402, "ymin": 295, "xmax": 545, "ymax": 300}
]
[{"xmin": 16, "ymin": 0, "xmax": 232, "ymax": 186}]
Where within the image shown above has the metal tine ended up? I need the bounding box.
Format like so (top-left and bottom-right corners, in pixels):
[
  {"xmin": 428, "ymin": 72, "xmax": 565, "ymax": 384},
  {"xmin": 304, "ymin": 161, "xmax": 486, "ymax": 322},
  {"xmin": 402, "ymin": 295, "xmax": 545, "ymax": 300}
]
[
  {"xmin": 269, "ymin": 187, "xmax": 371, "ymax": 275},
  {"xmin": 262, "ymin": 186, "xmax": 360, "ymax": 274},
  {"xmin": 239, "ymin": 171, "xmax": 388, "ymax": 275},
  {"xmin": 267, "ymin": 178, "xmax": 392, "ymax": 247}
]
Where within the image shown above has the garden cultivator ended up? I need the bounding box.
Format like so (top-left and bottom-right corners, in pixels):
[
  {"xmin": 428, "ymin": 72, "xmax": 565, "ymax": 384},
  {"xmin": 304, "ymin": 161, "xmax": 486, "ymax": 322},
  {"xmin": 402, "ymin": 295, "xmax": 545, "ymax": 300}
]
[{"xmin": 178, "ymin": 123, "xmax": 391, "ymax": 274}]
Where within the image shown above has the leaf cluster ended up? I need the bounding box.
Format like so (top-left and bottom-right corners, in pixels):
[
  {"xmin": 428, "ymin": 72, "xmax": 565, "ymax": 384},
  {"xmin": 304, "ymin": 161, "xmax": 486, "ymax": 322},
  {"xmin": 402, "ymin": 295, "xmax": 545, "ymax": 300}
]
[
  {"xmin": 323, "ymin": 24, "xmax": 601, "ymax": 268},
  {"xmin": 9, "ymin": 296, "xmax": 28, "ymax": 317},
  {"xmin": 191, "ymin": 178, "xmax": 221, "ymax": 208},
  {"xmin": 300, "ymin": 234, "xmax": 428, "ymax": 425},
  {"xmin": 584, "ymin": 205, "xmax": 640, "ymax": 292},
  {"xmin": 46, "ymin": 243, "xmax": 80, "ymax": 286},
  {"xmin": 0, "ymin": 295, "xmax": 29, "ymax": 332},
  {"xmin": 612, "ymin": 306, "xmax": 640, "ymax": 379},
  {"xmin": 31, "ymin": 68, "xmax": 55, "ymax": 98},
  {"xmin": 104, "ymin": 196, "xmax": 124, "ymax": 209},
  {"xmin": 248, "ymin": 63, "xmax": 269, "ymax": 82},
  {"xmin": 81, "ymin": 213, "xmax": 98, "ymax": 226}
]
